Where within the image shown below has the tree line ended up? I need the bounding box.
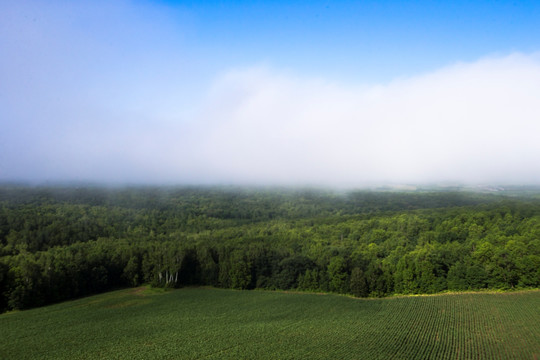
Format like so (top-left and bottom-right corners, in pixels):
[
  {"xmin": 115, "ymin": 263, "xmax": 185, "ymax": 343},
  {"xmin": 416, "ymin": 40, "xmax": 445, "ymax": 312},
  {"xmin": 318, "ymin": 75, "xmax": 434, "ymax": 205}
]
[{"xmin": 0, "ymin": 186, "xmax": 539, "ymax": 312}]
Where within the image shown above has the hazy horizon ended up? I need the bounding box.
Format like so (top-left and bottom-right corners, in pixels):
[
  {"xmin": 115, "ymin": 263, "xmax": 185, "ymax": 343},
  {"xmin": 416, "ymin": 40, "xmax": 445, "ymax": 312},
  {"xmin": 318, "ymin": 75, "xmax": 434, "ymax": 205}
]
[{"xmin": 2, "ymin": 1, "xmax": 540, "ymax": 187}]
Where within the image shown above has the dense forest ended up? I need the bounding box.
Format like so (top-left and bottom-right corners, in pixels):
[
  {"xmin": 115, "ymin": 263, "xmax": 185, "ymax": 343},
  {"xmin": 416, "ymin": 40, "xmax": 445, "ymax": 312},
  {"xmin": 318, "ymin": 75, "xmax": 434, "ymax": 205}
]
[{"xmin": 0, "ymin": 185, "xmax": 539, "ymax": 312}]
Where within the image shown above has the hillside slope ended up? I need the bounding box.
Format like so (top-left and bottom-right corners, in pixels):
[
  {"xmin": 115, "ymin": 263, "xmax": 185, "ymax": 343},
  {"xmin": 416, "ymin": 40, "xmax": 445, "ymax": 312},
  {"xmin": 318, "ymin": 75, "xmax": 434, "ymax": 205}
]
[{"xmin": 1, "ymin": 287, "xmax": 539, "ymax": 359}]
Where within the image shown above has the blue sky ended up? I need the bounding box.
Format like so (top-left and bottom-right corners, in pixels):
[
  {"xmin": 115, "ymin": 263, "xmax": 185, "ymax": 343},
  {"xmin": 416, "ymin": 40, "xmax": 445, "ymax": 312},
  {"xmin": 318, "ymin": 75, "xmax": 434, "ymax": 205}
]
[
  {"xmin": 182, "ymin": 1, "xmax": 540, "ymax": 80},
  {"xmin": 2, "ymin": 0, "xmax": 540, "ymax": 186}
]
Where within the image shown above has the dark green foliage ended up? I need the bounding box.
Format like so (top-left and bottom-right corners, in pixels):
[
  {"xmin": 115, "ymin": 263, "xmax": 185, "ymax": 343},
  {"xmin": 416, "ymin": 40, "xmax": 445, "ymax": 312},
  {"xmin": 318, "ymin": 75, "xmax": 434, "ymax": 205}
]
[
  {"xmin": 350, "ymin": 267, "xmax": 369, "ymax": 297},
  {"xmin": 274, "ymin": 255, "xmax": 314, "ymax": 290},
  {"xmin": 227, "ymin": 251, "xmax": 251, "ymax": 289},
  {"xmin": 328, "ymin": 256, "xmax": 349, "ymax": 293},
  {"xmin": 1, "ymin": 185, "xmax": 540, "ymax": 311}
]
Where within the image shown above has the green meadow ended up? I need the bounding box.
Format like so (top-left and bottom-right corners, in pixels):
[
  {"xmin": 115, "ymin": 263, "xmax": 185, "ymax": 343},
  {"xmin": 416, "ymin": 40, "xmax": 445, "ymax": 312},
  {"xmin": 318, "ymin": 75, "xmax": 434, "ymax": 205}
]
[{"xmin": 1, "ymin": 287, "xmax": 539, "ymax": 359}]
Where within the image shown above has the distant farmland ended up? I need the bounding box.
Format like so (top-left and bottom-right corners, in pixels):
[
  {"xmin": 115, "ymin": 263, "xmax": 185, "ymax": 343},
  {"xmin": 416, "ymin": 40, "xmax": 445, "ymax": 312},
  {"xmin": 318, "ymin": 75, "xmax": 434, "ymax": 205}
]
[{"xmin": 1, "ymin": 287, "xmax": 539, "ymax": 359}]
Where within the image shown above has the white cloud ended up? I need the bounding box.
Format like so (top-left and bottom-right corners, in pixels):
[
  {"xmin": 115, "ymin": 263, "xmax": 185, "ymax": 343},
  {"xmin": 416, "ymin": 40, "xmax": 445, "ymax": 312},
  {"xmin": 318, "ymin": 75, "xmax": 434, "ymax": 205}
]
[
  {"xmin": 2, "ymin": 2, "xmax": 540, "ymax": 186},
  {"xmin": 2, "ymin": 37, "xmax": 540, "ymax": 186},
  {"xmin": 189, "ymin": 53, "xmax": 540, "ymax": 186}
]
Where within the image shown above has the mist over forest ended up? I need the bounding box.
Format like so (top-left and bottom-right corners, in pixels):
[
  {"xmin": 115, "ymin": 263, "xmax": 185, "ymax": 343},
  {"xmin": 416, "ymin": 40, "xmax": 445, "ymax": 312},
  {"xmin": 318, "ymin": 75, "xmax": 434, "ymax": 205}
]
[{"xmin": 2, "ymin": 0, "xmax": 540, "ymax": 305}]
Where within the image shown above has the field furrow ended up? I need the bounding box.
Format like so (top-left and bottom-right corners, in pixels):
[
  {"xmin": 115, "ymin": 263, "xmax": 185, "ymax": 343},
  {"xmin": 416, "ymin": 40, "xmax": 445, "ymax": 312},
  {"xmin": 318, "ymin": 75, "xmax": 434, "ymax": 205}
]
[{"xmin": 1, "ymin": 288, "xmax": 539, "ymax": 359}]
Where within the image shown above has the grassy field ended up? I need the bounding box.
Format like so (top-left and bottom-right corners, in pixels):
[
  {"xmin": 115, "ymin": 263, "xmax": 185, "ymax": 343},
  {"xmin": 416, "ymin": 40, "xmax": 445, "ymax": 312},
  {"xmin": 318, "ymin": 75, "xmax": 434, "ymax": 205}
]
[{"xmin": 1, "ymin": 287, "xmax": 539, "ymax": 359}]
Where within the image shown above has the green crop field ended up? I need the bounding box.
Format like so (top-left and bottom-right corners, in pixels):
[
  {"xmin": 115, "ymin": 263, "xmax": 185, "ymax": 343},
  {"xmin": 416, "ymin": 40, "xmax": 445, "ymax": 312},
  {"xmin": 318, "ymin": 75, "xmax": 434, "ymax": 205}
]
[{"xmin": 1, "ymin": 288, "xmax": 539, "ymax": 359}]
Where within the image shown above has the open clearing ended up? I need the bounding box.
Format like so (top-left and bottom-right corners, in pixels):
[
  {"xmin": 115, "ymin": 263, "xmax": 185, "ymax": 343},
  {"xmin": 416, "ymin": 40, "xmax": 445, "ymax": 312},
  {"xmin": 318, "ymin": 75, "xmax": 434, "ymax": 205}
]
[{"xmin": 1, "ymin": 287, "xmax": 539, "ymax": 359}]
